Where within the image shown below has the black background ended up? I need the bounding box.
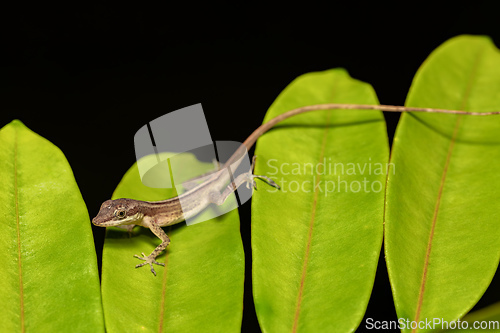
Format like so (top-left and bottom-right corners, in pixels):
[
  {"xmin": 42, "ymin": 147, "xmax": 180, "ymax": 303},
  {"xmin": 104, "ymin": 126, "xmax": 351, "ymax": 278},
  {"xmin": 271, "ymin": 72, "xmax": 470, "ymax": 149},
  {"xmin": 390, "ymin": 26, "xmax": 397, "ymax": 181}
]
[{"xmin": 2, "ymin": 3, "xmax": 500, "ymax": 332}]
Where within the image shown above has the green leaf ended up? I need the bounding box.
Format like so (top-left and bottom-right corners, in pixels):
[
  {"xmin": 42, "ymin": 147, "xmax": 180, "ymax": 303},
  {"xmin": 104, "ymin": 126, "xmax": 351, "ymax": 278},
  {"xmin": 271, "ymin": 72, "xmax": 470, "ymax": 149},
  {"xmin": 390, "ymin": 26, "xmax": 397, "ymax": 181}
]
[
  {"xmin": 442, "ymin": 302, "xmax": 500, "ymax": 332},
  {"xmin": 100, "ymin": 153, "xmax": 244, "ymax": 332},
  {"xmin": 252, "ymin": 69, "xmax": 389, "ymax": 332},
  {"xmin": 0, "ymin": 120, "xmax": 104, "ymax": 332},
  {"xmin": 385, "ymin": 35, "xmax": 500, "ymax": 332}
]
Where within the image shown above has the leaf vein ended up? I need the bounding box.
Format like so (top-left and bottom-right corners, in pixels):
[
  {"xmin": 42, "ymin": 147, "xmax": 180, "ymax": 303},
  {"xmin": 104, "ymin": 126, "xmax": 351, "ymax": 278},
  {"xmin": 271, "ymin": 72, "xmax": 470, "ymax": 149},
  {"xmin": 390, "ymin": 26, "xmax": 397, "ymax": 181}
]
[
  {"xmin": 14, "ymin": 126, "xmax": 25, "ymax": 333},
  {"xmin": 412, "ymin": 46, "xmax": 486, "ymax": 331},
  {"xmin": 292, "ymin": 109, "xmax": 332, "ymax": 333},
  {"xmin": 158, "ymin": 226, "xmax": 172, "ymax": 333}
]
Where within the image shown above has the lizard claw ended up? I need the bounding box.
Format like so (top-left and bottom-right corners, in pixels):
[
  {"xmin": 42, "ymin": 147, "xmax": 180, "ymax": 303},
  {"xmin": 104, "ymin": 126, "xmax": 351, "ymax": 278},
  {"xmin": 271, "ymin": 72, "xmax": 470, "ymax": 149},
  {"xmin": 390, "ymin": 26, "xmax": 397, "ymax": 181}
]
[{"xmin": 134, "ymin": 253, "xmax": 165, "ymax": 276}]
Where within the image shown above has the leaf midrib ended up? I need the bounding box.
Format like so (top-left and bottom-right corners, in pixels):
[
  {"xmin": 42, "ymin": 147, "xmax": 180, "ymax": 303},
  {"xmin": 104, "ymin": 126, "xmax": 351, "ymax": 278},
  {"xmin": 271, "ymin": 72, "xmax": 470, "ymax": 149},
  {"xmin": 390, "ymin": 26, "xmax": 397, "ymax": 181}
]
[
  {"xmin": 411, "ymin": 46, "xmax": 486, "ymax": 332},
  {"xmin": 291, "ymin": 109, "xmax": 332, "ymax": 333},
  {"xmin": 158, "ymin": 226, "xmax": 172, "ymax": 333},
  {"xmin": 14, "ymin": 126, "xmax": 25, "ymax": 333}
]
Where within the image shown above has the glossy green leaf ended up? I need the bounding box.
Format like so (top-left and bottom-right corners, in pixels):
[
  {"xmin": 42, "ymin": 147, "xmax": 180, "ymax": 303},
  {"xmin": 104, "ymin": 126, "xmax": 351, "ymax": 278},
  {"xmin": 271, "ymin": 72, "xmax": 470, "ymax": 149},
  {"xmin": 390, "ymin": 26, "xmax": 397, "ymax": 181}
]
[
  {"xmin": 385, "ymin": 35, "xmax": 500, "ymax": 332},
  {"xmin": 101, "ymin": 153, "xmax": 244, "ymax": 332},
  {"xmin": 0, "ymin": 120, "xmax": 104, "ymax": 332},
  {"xmin": 252, "ymin": 69, "xmax": 389, "ymax": 332}
]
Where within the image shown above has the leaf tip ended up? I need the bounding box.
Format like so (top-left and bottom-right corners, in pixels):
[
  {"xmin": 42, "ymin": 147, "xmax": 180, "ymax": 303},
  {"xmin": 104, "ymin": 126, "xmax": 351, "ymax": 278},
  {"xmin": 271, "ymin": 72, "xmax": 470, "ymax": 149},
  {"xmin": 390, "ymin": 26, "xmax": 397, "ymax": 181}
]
[
  {"xmin": 446, "ymin": 34, "xmax": 495, "ymax": 50},
  {"xmin": 9, "ymin": 119, "xmax": 26, "ymax": 128},
  {"xmin": 0, "ymin": 119, "xmax": 28, "ymax": 134}
]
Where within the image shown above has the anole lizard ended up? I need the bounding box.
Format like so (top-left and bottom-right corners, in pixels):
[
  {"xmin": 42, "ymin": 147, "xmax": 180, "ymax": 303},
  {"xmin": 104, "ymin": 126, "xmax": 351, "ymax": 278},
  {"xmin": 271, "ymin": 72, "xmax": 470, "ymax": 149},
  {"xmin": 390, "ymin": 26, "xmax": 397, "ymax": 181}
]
[{"xmin": 92, "ymin": 103, "xmax": 499, "ymax": 275}]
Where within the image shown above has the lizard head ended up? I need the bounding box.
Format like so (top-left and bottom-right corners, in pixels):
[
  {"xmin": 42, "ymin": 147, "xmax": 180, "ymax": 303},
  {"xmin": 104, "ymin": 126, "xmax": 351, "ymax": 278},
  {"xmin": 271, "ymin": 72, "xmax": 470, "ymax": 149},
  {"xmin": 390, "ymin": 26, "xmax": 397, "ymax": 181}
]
[{"xmin": 92, "ymin": 198, "xmax": 145, "ymax": 227}]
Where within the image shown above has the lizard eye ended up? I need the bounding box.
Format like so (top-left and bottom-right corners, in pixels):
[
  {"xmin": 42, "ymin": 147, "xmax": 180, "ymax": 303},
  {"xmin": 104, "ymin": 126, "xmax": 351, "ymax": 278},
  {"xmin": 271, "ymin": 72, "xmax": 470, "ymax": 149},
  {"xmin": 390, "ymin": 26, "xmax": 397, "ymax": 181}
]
[{"xmin": 115, "ymin": 209, "xmax": 127, "ymax": 219}]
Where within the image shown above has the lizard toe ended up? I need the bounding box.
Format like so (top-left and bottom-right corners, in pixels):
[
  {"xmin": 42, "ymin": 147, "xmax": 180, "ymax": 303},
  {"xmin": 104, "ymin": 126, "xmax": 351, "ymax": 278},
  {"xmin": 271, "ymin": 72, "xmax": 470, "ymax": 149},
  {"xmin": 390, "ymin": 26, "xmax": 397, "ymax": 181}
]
[{"xmin": 134, "ymin": 253, "xmax": 165, "ymax": 275}]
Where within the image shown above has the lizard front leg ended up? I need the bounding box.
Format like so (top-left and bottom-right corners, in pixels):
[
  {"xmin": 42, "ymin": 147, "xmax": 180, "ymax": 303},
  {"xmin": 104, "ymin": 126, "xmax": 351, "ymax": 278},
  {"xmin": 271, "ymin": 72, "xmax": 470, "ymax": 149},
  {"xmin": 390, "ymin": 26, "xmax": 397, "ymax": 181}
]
[{"xmin": 134, "ymin": 217, "xmax": 170, "ymax": 276}]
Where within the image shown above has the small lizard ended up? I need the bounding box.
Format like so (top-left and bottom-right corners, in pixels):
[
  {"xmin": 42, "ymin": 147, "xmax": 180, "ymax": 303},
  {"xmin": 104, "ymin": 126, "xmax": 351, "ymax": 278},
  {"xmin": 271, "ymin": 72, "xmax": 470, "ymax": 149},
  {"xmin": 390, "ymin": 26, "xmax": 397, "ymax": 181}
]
[{"xmin": 92, "ymin": 103, "xmax": 500, "ymax": 275}]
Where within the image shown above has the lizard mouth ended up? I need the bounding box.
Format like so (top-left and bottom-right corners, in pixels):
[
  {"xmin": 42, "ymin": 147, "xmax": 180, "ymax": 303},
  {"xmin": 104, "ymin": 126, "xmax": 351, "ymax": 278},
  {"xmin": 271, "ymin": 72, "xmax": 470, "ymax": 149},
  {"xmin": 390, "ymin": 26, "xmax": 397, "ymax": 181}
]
[
  {"xmin": 92, "ymin": 218, "xmax": 128, "ymax": 227},
  {"xmin": 92, "ymin": 212, "xmax": 144, "ymax": 227},
  {"xmin": 91, "ymin": 216, "xmax": 121, "ymax": 227},
  {"xmin": 93, "ymin": 219, "xmax": 121, "ymax": 227}
]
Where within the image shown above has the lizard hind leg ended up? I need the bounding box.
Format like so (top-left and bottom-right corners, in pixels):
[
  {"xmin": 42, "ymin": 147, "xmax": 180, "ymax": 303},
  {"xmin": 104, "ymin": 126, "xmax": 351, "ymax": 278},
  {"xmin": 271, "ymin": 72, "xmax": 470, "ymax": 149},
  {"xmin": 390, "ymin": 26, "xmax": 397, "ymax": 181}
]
[
  {"xmin": 209, "ymin": 170, "xmax": 280, "ymax": 206},
  {"xmin": 251, "ymin": 175, "xmax": 280, "ymax": 190},
  {"xmin": 248, "ymin": 155, "xmax": 280, "ymax": 190}
]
